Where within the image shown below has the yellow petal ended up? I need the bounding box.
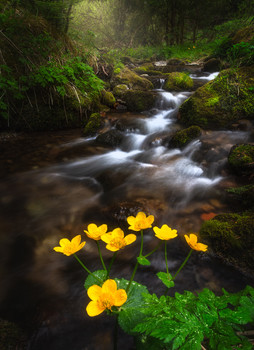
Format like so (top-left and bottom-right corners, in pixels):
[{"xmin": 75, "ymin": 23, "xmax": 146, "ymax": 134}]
[
  {"xmin": 136, "ymin": 212, "xmax": 146, "ymax": 220},
  {"xmin": 102, "ymin": 279, "xmax": 117, "ymax": 294},
  {"xmin": 59, "ymin": 238, "xmax": 71, "ymax": 247},
  {"xmin": 71, "ymin": 235, "xmax": 81, "ymax": 246},
  {"xmin": 146, "ymin": 215, "xmax": 154, "ymax": 226},
  {"xmin": 106, "ymin": 244, "xmax": 120, "ymax": 252},
  {"xmin": 86, "ymin": 300, "xmax": 105, "ymax": 317},
  {"xmin": 124, "ymin": 234, "xmax": 136, "ymax": 245},
  {"xmin": 87, "ymin": 223, "xmax": 98, "ymax": 232},
  {"xmin": 114, "ymin": 289, "xmax": 127, "ymax": 306},
  {"xmin": 87, "ymin": 285, "xmax": 102, "ymax": 301},
  {"xmin": 189, "ymin": 234, "xmax": 198, "ymax": 244},
  {"xmin": 196, "ymin": 243, "xmax": 208, "ymax": 252},
  {"xmin": 127, "ymin": 216, "xmax": 135, "ymax": 225},
  {"xmin": 53, "ymin": 246, "xmax": 64, "ymax": 253},
  {"xmin": 112, "ymin": 228, "xmax": 124, "ymax": 239},
  {"xmin": 101, "ymin": 234, "xmax": 112, "ymax": 243},
  {"xmin": 99, "ymin": 224, "xmax": 108, "ymax": 234}
]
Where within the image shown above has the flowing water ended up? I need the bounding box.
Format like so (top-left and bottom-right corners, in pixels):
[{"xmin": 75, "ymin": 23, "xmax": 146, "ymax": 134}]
[{"xmin": 0, "ymin": 72, "xmax": 253, "ymax": 349}]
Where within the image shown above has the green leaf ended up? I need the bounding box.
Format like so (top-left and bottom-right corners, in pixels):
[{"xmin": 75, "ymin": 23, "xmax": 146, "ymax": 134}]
[
  {"xmin": 156, "ymin": 272, "xmax": 175, "ymax": 288},
  {"xmin": 117, "ymin": 278, "xmax": 149, "ymax": 334},
  {"xmin": 84, "ymin": 269, "xmax": 107, "ymax": 290},
  {"xmin": 137, "ymin": 256, "xmax": 151, "ymax": 266}
]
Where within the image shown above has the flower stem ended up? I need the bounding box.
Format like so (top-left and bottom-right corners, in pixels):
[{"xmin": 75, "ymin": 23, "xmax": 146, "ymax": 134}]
[
  {"xmin": 73, "ymin": 254, "xmax": 102, "ymax": 283},
  {"xmin": 144, "ymin": 241, "xmax": 163, "ymax": 258},
  {"xmin": 172, "ymin": 249, "xmax": 193, "ymax": 281},
  {"xmin": 96, "ymin": 241, "xmax": 107, "ymax": 271},
  {"xmin": 165, "ymin": 241, "xmax": 169, "ymax": 276},
  {"xmin": 126, "ymin": 229, "xmax": 144, "ymax": 293},
  {"xmin": 107, "ymin": 252, "xmax": 117, "ymax": 279}
]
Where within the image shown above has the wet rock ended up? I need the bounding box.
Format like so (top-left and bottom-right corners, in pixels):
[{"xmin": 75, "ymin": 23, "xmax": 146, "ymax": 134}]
[
  {"xmin": 163, "ymin": 72, "xmax": 194, "ymax": 91},
  {"xmin": 0, "ymin": 318, "xmax": 27, "ymax": 349},
  {"xmin": 111, "ymin": 67, "xmax": 154, "ymax": 91},
  {"xmin": 203, "ymin": 58, "xmax": 222, "ymax": 73},
  {"xmin": 178, "ymin": 66, "xmax": 254, "ymax": 129},
  {"xmin": 83, "ymin": 113, "xmax": 103, "ymax": 136},
  {"xmin": 228, "ymin": 143, "xmax": 254, "ymax": 176},
  {"xmin": 199, "ymin": 212, "xmax": 254, "ymax": 277},
  {"xmin": 167, "ymin": 125, "xmax": 202, "ymax": 149},
  {"xmin": 122, "ymin": 90, "xmax": 156, "ymax": 112},
  {"xmin": 96, "ymin": 129, "xmax": 124, "ymax": 147},
  {"xmin": 112, "ymin": 84, "xmax": 129, "ymax": 98},
  {"xmin": 100, "ymin": 90, "xmax": 116, "ymax": 108}
]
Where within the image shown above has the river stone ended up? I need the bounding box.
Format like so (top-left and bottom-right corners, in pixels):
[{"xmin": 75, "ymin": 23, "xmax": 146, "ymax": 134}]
[
  {"xmin": 228, "ymin": 143, "xmax": 254, "ymax": 176},
  {"xmin": 96, "ymin": 129, "xmax": 124, "ymax": 147},
  {"xmin": 199, "ymin": 212, "xmax": 254, "ymax": 277},
  {"xmin": 112, "ymin": 67, "xmax": 154, "ymax": 90},
  {"xmin": 167, "ymin": 126, "xmax": 202, "ymax": 149},
  {"xmin": 163, "ymin": 72, "xmax": 194, "ymax": 91},
  {"xmin": 178, "ymin": 66, "xmax": 254, "ymax": 129},
  {"xmin": 203, "ymin": 58, "xmax": 222, "ymax": 73},
  {"xmin": 122, "ymin": 90, "xmax": 156, "ymax": 112}
]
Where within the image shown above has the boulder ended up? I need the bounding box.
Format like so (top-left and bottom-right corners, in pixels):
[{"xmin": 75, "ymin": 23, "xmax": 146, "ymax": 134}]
[
  {"xmin": 228, "ymin": 144, "xmax": 254, "ymax": 175},
  {"xmin": 83, "ymin": 112, "xmax": 103, "ymax": 136},
  {"xmin": 163, "ymin": 72, "xmax": 194, "ymax": 91},
  {"xmin": 199, "ymin": 212, "xmax": 254, "ymax": 276},
  {"xmin": 122, "ymin": 90, "xmax": 156, "ymax": 112},
  {"xmin": 167, "ymin": 125, "xmax": 202, "ymax": 149},
  {"xmin": 178, "ymin": 66, "xmax": 254, "ymax": 129},
  {"xmin": 112, "ymin": 67, "xmax": 154, "ymax": 90},
  {"xmin": 96, "ymin": 129, "xmax": 124, "ymax": 147}
]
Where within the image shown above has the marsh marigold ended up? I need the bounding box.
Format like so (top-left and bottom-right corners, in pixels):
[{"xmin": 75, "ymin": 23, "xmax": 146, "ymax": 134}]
[
  {"xmin": 84, "ymin": 223, "xmax": 108, "ymax": 241},
  {"xmin": 153, "ymin": 225, "xmax": 178, "ymax": 241},
  {"xmin": 127, "ymin": 212, "xmax": 154, "ymax": 231},
  {"xmin": 184, "ymin": 233, "xmax": 208, "ymax": 252},
  {"xmin": 86, "ymin": 279, "xmax": 127, "ymax": 317},
  {"xmin": 101, "ymin": 228, "xmax": 136, "ymax": 252},
  {"xmin": 53, "ymin": 235, "xmax": 86, "ymax": 256}
]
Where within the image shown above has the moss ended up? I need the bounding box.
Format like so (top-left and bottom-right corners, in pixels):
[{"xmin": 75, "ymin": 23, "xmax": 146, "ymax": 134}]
[
  {"xmin": 0, "ymin": 318, "xmax": 26, "ymax": 350},
  {"xmin": 113, "ymin": 67, "xmax": 154, "ymax": 90},
  {"xmin": 163, "ymin": 72, "xmax": 193, "ymax": 91},
  {"xmin": 199, "ymin": 212, "xmax": 254, "ymax": 274},
  {"xmin": 101, "ymin": 90, "xmax": 116, "ymax": 108},
  {"xmin": 228, "ymin": 144, "xmax": 254, "ymax": 174},
  {"xmin": 226, "ymin": 184, "xmax": 254, "ymax": 209},
  {"xmin": 112, "ymin": 84, "xmax": 129, "ymax": 98},
  {"xmin": 83, "ymin": 112, "xmax": 102, "ymax": 136},
  {"xmin": 123, "ymin": 90, "xmax": 156, "ymax": 112},
  {"xmin": 179, "ymin": 66, "xmax": 254, "ymax": 129},
  {"xmin": 168, "ymin": 125, "xmax": 202, "ymax": 149}
]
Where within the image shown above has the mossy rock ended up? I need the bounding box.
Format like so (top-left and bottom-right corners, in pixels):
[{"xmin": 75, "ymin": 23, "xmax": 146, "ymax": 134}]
[
  {"xmin": 231, "ymin": 25, "xmax": 254, "ymax": 44},
  {"xmin": 83, "ymin": 113, "xmax": 102, "ymax": 136},
  {"xmin": 96, "ymin": 129, "xmax": 124, "ymax": 147},
  {"xmin": 112, "ymin": 84, "xmax": 129, "ymax": 98},
  {"xmin": 167, "ymin": 126, "xmax": 202, "ymax": 149},
  {"xmin": 178, "ymin": 66, "xmax": 254, "ymax": 129},
  {"xmin": 228, "ymin": 144, "xmax": 254, "ymax": 175},
  {"xmin": 0, "ymin": 318, "xmax": 26, "ymax": 350},
  {"xmin": 199, "ymin": 212, "xmax": 254, "ymax": 275},
  {"xmin": 100, "ymin": 90, "xmax": 116, "ymax": 108},
  {"xmin": 226, "ymin": 184, "xmax": 254, "ymax": 210},
  {"xmin": 163, "ymin": 72, "xmax": 193, "ymax": 91},
  {"xmin": 112, "ymin": 68, "xmax": 154, "ymax": 90},
  {"xmin": 122, "ymin": 90, "xmax": 156, "ymax": 112}
]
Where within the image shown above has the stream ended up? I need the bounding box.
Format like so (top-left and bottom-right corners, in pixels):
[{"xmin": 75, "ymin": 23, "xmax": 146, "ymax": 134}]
[{"xmin": 0, "ymin": 72, "xmax": 253, "ymax": 349}]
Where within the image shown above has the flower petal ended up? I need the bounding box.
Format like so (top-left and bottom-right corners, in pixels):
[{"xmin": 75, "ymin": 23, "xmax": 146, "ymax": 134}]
[
  {"xmin": 196, "ymin": 243, "xmax": 208, "ymax": 252},
  {"xmin": 101, "ymin": 234, "xmax": 112, "ymax": 243},
  {"xmin": 53, "ymin": 246, "xmax": 64, "ymax": 253},
  {"xmin": 106, "ymin": 244, "xmax": 120, "ymax": 252},
  {"xmin": 86, "ymin": 300, "xmax": 105, "ymax": 317},
  {"xmin": 189, "ymin": 234, "xmax": 198, "ymax": 244},
  {"xmin": 114, "ymin": 289, "xmax": 127, "ymax": 306},
  {"xmin": 146, "ymin": 215, "xmax": 154, "ymax": 226},
  {"xmin": 102, "ymin": 279, "xmax": 117, "ymax": 294},
  {"xmin": 59, "ymin": 238, "xmax": 71, "ymax": 247},
  {"xmin": 127, "ymin": 216, "xmax": 135, "ymax": 225},
  {"xmin": 124, "ymin": 234, "xmax": 136, "ymax": 245},
  {"xmin": 112, "ymin": 228, "xmax": 124, "ymax": 239},
  {"xmin": 71, "ymin": 235, "xmax": 81, "ymax": 246},
  {"xmin": 99, "ymin": 224, "xmax": 108, "ymax": 234},
  {"xmin": 87, "ymin": 285, "xmax": 102, "ymax": 301}
]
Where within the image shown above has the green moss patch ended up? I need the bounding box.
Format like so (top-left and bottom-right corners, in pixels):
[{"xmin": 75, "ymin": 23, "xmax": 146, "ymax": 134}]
[
  {"xmin": 168, "ymin": 125, "xmax": 202, "ymax": 149},
  {"xmin": 228, "ymin": 144, "xmax": 254, "ymax": 175},
  {"xmin": 113, "ymin": 68, "xmax": 154, "ymax": 90},
  {"xmin": 83, "ymin": 113, "xmax": 102, "ymax": 136},
  {"xmin": 123, "ymin": 90, "xmax": 156, "ymax": 112},
  {"xmin": 163, "ymin": 72, "xmax": 193, "ymax": 91},
  {"xmin": 179, "ymin": 66, "xmax": 254, "ymax": 129},
  {"xmin": 200, "ymin": 212, "xmax": 254, "ymax": 274}
]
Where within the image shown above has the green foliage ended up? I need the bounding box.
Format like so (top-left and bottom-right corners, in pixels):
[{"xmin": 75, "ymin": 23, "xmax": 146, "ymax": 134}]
[
  {"xmin": 116, "ymin": 278, "xmax": 149, "ymax": 335},
  {"xmin": 133, "ymin": 286, "xmax": 254, "ymax": 349},
  {"xmin": 137, "ymin": 256, "xmax": 150, "ymax": 266},
  {"xmin": 156, "ymin": 272, "xmax": 175, "ymax": 289},
  {"xmin": 84, "ymin": 269, "xmax": 107, "ymax": 290},
  {"xmin": 226, "ymin": 41, "xmax": 254, "ymax": 67}
]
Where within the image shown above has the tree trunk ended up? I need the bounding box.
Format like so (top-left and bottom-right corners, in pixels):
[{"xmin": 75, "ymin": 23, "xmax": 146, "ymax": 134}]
[{"xmin": 64, "ymin": 0, "xmax": 74, "ymax": 34}]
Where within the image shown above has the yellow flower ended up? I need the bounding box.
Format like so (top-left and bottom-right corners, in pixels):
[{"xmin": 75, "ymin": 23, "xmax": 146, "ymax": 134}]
[
  {"xmin": 86, "ymin": 279, "xmax": 127, "ymax": 317},
  {"xmin": 84, "ymin": 223, "xmax": 108, "ymax": 241},
  {"xmin": 101, "ymin": 228, "xmax": 136, "ymax": 252},
  {"xmin": 127, "ymin": 212, "xmax": 154, "ymax": 231},
  {"xmin": 184, "ymin": 234, "xmax": 208, "ymax": 252},
  {"xmin": 53, "ymin": 235, "xmax": 86, "ymax": 256},
  {"xmin": 193, "ymin": 46, "xmax": 196, "ymax": 48},
  {"xmin": 153, "ymin": 225, "xmax": 178, "ymax": 240}
]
